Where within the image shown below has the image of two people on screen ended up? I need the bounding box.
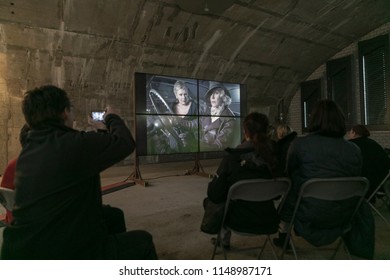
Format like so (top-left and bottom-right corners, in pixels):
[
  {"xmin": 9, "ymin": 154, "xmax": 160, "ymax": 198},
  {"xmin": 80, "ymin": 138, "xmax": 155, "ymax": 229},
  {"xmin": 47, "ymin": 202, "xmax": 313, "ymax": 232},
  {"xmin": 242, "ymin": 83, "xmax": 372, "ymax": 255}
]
[{"xmin": 145, "ymin": 76, "xmax": 241, "ymax": 155}]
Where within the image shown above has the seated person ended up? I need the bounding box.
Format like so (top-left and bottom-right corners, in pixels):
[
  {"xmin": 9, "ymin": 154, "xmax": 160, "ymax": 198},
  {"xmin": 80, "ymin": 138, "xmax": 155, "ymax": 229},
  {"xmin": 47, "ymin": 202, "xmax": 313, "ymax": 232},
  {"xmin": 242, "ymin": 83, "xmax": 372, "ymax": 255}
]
[
  {"xmin": 1, "ymin": 85, "xmax": 157, "ymax": 260},
  {"xmin": 273, "ymin": 124, "xmax": 297, "ymax": 176},
  {"xmin": 204, "ymin": 112, "xmax": 278, "ymax": 248},
  {"xmin": 274, "ymin": 100, "xmax": 363, "ymax": 248},
  {"xmin": 347, "ymin": 124, "xmax": 390, "ymax": 201},
  {"xmin": 0, "ymin": 124, "xmax": 30, "ymax": 224}
]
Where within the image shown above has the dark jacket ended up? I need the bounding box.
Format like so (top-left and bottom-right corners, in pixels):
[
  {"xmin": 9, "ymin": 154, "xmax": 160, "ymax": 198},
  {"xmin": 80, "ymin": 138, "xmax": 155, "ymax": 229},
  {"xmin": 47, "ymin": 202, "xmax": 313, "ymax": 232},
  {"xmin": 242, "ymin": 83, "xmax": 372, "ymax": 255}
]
[
  {"xmin": 200, "ymin": 106, "xmax": 237, "ymax": 151},
  {"xmin": 1, "ymin": 114, "xmax": 135, "ymax": 259},
  {"xmin": 274, "ymin": 131, "xmax": 297, "ymax": 176},
  {"xmin": 207, "ymin": 141, "xmax": 279, "ymax": 234},
  {"xmin": 281, "ymin": 132, "xmax": 366, "ymax": 248},
  {"xmin": 349, "ymin": 136, "xmax": 390, "ymax": 198}
]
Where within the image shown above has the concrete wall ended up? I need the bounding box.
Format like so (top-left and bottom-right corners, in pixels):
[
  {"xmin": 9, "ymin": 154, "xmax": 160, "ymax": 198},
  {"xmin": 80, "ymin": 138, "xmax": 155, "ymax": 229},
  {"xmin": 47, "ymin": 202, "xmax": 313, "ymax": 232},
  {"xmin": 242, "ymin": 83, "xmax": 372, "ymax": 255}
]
[
  {"xmin": 287, "ymin": 22, "xmax": 390, "ymax": 149},
  {"xmin": 0, "ymin": 23, "xmax": 138, "ymax": 172},
  {"xmin": 0, "ymin": 19, "xmax": 389, "ymax": 173}
]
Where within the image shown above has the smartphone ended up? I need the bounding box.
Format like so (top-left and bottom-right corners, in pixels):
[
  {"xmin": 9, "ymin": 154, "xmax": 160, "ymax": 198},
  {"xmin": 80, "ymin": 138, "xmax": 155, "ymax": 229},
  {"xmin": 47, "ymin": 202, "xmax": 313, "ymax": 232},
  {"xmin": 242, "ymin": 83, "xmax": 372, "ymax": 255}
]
[{"xmin": 91, "ymin": 111, "xmax": 105, "ymax": 121}]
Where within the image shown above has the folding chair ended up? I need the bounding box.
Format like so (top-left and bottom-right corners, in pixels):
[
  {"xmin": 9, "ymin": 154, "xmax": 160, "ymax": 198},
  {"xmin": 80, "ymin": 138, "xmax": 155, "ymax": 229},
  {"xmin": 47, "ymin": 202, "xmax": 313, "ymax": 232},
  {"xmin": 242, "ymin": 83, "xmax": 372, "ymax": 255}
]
[
  {"xmin": 367, "ymin": 170, "xmax": 390, "ymax": 226},
  {"xmin": 211, "ymin": 177, "xmax": 291, "ymax": 260},
  {"xmin": 281, "ymin": 177, "xmax": 369, "ymax": 260},
  {"xmin": 0, "ymin": 187, "xmax": 15, "ymax": 212}
]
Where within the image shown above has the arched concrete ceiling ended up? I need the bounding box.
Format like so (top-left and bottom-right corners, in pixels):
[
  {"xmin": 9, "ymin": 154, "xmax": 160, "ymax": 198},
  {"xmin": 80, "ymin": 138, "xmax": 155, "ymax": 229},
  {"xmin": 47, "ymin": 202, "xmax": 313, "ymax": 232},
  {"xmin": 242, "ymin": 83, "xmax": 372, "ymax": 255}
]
[{"xmin": 0, "ymin": 0, "xmax": 389, "ymax": 116}]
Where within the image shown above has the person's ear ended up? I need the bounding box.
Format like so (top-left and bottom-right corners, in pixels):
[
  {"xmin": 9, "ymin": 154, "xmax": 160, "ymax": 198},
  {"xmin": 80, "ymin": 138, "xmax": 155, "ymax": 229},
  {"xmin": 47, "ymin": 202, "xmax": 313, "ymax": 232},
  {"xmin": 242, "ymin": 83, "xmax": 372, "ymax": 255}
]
[{"xmin": 62, "ymin": 107, "xmax": 74, "ymax": 128}]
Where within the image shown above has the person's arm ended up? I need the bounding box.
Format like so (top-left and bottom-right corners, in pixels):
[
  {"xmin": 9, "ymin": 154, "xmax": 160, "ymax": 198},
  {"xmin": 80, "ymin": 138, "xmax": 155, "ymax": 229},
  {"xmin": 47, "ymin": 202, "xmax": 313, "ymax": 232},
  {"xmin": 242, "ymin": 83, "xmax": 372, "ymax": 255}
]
[
  {"xmin": 213, "ymin": 117, "xmax": 235, "ymax": 149},
  {"xmin": 72, "ymin": 109, "xmax": 135, "ymax": 175},
  {"xmin": 207, "ymin": 156, "xmax": 231, "ymax": 203},
  {"xmin": 285, "ymin": 138, "xmax": 300, "ymax": 177},
  {"xmin": 0, "ymin": 159, "xmax": 17, "ymax": 189}
]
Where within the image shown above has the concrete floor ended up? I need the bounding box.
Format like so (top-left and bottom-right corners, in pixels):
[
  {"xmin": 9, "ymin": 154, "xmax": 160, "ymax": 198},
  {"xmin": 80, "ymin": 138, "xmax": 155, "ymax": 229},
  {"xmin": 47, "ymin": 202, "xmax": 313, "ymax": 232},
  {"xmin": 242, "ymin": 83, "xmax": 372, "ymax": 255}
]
[
  {"xmin": 1, "ymin": 158, "xmax": 390, "ymax": 259},
  {"xmin": 99, "ymin": 159, "xmax": 390, "ymax": 260}
]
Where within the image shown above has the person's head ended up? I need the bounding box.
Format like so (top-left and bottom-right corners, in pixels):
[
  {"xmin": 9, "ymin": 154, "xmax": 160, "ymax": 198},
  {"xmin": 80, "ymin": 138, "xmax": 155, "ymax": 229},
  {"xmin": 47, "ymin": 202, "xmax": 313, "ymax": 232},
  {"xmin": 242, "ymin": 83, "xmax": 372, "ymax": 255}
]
[
  {"xmin": 19, "ymin": 124, "xmax": 31, "ymax": 148},
  {"xmin": 243, "ymin": 112, "xmax": 276, "ymax": 172},
  {"xmin": 308, "ymin": 99, "xmax": 346, "ymax": 137},
  {"xmin": 22, "ymin": 85, "xmax": 74, "ymax": 129},
  {"xmin": 347, "ymin": 124, "xmax": 370, "ymax": 139},
  {"xmin": 205, "ymin": 86, "xmax": 232, "ymax": 108},
  {"xmin": 276, "ymin": 124, "xmax": 292, "ymax": 140},
  {"xmin": 243, "ymin": 112, "xmax": 269, "ymax": 141},
  {"xmin": 173, "ymin": 80, "xmax": 190, "ymax": 106}
]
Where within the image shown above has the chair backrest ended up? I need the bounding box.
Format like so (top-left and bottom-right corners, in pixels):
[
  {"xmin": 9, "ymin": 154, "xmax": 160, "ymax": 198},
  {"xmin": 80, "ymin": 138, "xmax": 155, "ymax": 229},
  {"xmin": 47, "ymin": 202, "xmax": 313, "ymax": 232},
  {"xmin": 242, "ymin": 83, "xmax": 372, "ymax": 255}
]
[
  {"xmin": 222, "ymin": 178, "xmax": 291, "ymax": 219},
  {"xmin": 0, "ymin": 187, "xmax": 15, "ymax": 211},
  {"xmin": 227, "ymin": 178, "xmax": 291, "ymax": 201},
  {"xmin": 299, "ymin": 177, "xmax": 369, "ymax": 200},
  {"xmin": 292, "ymin": 177, "xmax": 369, "ymax": 224}
]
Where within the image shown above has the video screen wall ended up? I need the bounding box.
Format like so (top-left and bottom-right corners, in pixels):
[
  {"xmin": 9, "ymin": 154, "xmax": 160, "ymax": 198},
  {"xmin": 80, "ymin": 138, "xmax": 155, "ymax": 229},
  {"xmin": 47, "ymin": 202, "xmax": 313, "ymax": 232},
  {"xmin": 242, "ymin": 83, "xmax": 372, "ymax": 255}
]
[{"xmin": 135, "ymin": 72, "xmax": 246, "ymax": 156}]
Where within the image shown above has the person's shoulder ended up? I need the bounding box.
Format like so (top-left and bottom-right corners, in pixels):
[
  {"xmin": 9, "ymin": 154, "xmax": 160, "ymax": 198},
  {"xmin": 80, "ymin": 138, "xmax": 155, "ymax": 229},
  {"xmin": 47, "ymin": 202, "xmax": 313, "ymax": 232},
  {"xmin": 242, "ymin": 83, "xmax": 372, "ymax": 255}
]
[
  {"xmin": 278, "ymin": 131, "xmax": 297, "ymax": 145},
  {"xmin": 221, "ymin": 107, "xmax": 236, "ymax": 117},
  {"xmin": 344, "ymin": 139, "xmax": 363, "ymax": 156}
]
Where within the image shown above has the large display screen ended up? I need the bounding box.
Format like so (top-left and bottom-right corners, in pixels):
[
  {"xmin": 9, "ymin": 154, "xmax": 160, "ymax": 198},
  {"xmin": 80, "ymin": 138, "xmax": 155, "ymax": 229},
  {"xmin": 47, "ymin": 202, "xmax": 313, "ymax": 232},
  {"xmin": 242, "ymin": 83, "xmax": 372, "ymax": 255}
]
[{"xmin": 135, "ymin": 72, "xmax": 246, "ymax": 156}]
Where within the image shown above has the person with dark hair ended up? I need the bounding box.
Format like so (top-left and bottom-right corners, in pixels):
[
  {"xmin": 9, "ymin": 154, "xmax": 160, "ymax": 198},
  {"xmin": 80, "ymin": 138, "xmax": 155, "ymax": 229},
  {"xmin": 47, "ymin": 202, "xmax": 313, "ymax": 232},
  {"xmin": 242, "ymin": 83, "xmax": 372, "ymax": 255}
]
[
  {"xmin": 347, "ymin": 124, "xmax": 390, "ymax": 201},
  {"xmin": 0, "ymin": 124, "xmax": 30, "ymax": 225},
  {"xmin": 273, "ymin": 123, "xmax": 297, "ymax": 176},
  {"xmin": 273, "ymin": 99, "xmax": 363, "ymax": 248},
  {"xmin": 200, "ymin": 84, "xmax": 237, "ymax": 151},
  {"xmin": 203, "ymin": 112, "xmax": 278, "ymax": 248},
  {"xmin": 1, "ymin": 85, "xmax": 157, "ymax": 260}
]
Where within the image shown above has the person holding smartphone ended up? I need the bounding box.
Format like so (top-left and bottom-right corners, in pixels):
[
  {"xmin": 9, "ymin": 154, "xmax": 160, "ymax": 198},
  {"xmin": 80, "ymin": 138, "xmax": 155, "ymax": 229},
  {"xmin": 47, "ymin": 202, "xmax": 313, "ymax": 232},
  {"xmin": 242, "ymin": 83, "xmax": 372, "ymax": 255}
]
[{"xmin": 1, "ymin": 85, "xmax": 157, "ymax": 260}]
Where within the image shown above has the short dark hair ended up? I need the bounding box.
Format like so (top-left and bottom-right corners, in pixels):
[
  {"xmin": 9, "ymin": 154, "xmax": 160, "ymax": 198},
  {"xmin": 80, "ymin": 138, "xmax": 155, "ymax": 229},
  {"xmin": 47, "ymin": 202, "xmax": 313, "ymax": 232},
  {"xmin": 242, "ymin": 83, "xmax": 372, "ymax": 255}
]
[
  {"xmin": 351, "ymin": 124, "xmax": 370, "ymax": 137},
  {"xmin": 308, "ymin": 99, "xmax": 346, "ymax": 137},
  {"xmin": 22, "ymin": 85, "xmax": 71, "ymax": 128}
]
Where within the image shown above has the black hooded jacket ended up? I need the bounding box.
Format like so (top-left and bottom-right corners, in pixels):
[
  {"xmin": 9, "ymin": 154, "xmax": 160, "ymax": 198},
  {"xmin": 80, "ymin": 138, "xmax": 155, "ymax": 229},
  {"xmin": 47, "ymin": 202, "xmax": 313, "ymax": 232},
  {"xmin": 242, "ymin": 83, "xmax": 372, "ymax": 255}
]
[
  {"xmin": 1, "ymin": 114, "xmax": 134, "ymax": 259},
  {"xmin": 207, "ymin": 141, "xmax": 279, "ymax": 234}
]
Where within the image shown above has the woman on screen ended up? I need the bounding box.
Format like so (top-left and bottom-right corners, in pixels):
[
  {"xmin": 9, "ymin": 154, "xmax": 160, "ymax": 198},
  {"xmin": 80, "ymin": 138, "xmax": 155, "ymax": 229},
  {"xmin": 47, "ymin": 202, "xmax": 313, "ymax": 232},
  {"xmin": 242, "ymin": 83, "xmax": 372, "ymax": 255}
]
[
  {"xmin": 171, "ymin": 80, "xmax": 198, "ymax": 116},
  {"xmin": 170, "ymin": 80, "xmax": 199, "ymax": 152},
  {"xmin": 200, "ymin": 84, "xmax": 237, "ymax": 151}
]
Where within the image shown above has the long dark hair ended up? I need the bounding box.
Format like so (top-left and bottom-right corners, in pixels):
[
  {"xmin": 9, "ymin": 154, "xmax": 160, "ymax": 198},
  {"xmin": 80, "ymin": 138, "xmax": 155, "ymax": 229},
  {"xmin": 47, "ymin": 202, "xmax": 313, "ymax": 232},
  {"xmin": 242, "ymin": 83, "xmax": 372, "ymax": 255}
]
[
  {"xmin": 243, "ymin": 112, "xmax": 276, "ymax": 174},
  {"xmin": 308, "ymin": 99, "xmax": 346, "ymax": 138}
]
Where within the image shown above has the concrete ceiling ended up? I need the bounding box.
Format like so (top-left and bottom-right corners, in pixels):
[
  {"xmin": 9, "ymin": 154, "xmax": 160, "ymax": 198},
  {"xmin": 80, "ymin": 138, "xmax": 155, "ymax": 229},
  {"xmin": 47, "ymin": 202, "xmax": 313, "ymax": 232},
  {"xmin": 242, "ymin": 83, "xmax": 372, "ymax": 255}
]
[{"xmin": 0, "ymin": 0, "xmax": 389, "ymax": 116}]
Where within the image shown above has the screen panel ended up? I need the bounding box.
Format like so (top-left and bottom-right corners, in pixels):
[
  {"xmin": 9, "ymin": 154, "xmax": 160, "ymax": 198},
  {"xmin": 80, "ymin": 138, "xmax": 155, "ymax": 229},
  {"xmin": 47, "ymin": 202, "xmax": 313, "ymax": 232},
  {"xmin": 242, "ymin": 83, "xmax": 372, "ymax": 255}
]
[
  {"xmin": 140, "ymin": 74, "xmax": 198, "ymax": 116},
  {"xmin": 198, "ymin": 80, "xmax": 241, "ymax": 116},
  {"xmin": 199, "ymin": 115, "xmax": 241, "ymax": 152},
  {"xmin": 135, "ymin": 72, "xmax": 245, "ymax": 156}
]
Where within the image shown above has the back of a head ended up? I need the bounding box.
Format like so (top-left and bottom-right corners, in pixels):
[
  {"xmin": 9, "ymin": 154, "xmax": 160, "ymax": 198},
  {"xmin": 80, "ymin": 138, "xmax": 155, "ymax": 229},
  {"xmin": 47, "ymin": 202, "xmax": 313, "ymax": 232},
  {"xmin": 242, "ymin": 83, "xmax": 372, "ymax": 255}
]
[
  {"xmin": 244, "ymin": 112, "xmax": 269, "ymax": 139},
  {"xmin": 22, "ymin": 85, "xmax": 71, "ymax": 129},
  {"xmin": 351, "ymin": 124, "xmax": 370, "ymax": 137},
  {"xmin": 243, "ymin": 112, "xmax": 276, "ymax": 172},
  {"xmin": 308, "ymin": 99, "xmax": 346, "ymax": 138}
]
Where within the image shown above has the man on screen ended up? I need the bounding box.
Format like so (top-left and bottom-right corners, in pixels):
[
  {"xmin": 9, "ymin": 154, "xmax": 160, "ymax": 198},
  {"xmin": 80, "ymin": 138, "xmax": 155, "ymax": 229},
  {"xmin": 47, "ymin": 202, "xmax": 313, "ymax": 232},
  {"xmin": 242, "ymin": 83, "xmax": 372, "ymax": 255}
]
[{"xmin": 200, "ymin": 84, "xmax": 237, "ymax": 151}]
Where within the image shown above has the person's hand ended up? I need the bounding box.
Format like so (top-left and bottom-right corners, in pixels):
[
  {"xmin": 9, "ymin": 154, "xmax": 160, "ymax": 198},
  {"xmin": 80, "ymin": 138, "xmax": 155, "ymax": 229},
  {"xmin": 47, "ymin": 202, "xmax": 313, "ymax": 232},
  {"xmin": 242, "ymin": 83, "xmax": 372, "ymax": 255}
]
[
  {"xmin": 88, "ymin": 115, "xmax": 107, "ymax": 130},
  {"xmin": 178, "ymin": 132, "xmax": 188, "ymax": 147},
  {"xmin": 105, "ymin": 105, "xmax": 120, "ymax": 117}
]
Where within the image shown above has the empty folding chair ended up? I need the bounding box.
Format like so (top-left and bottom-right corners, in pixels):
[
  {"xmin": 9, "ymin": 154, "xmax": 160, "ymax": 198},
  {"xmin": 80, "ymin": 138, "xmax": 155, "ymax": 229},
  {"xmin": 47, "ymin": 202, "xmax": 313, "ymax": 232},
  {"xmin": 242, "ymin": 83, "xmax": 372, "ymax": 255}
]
[
  {"xmin": 281, "ymin": 177, "xmax": 369, "ymax": 260},
  {"xmin": 211, "ymin": 177, "xmax": 291, "ymax": 260}
]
